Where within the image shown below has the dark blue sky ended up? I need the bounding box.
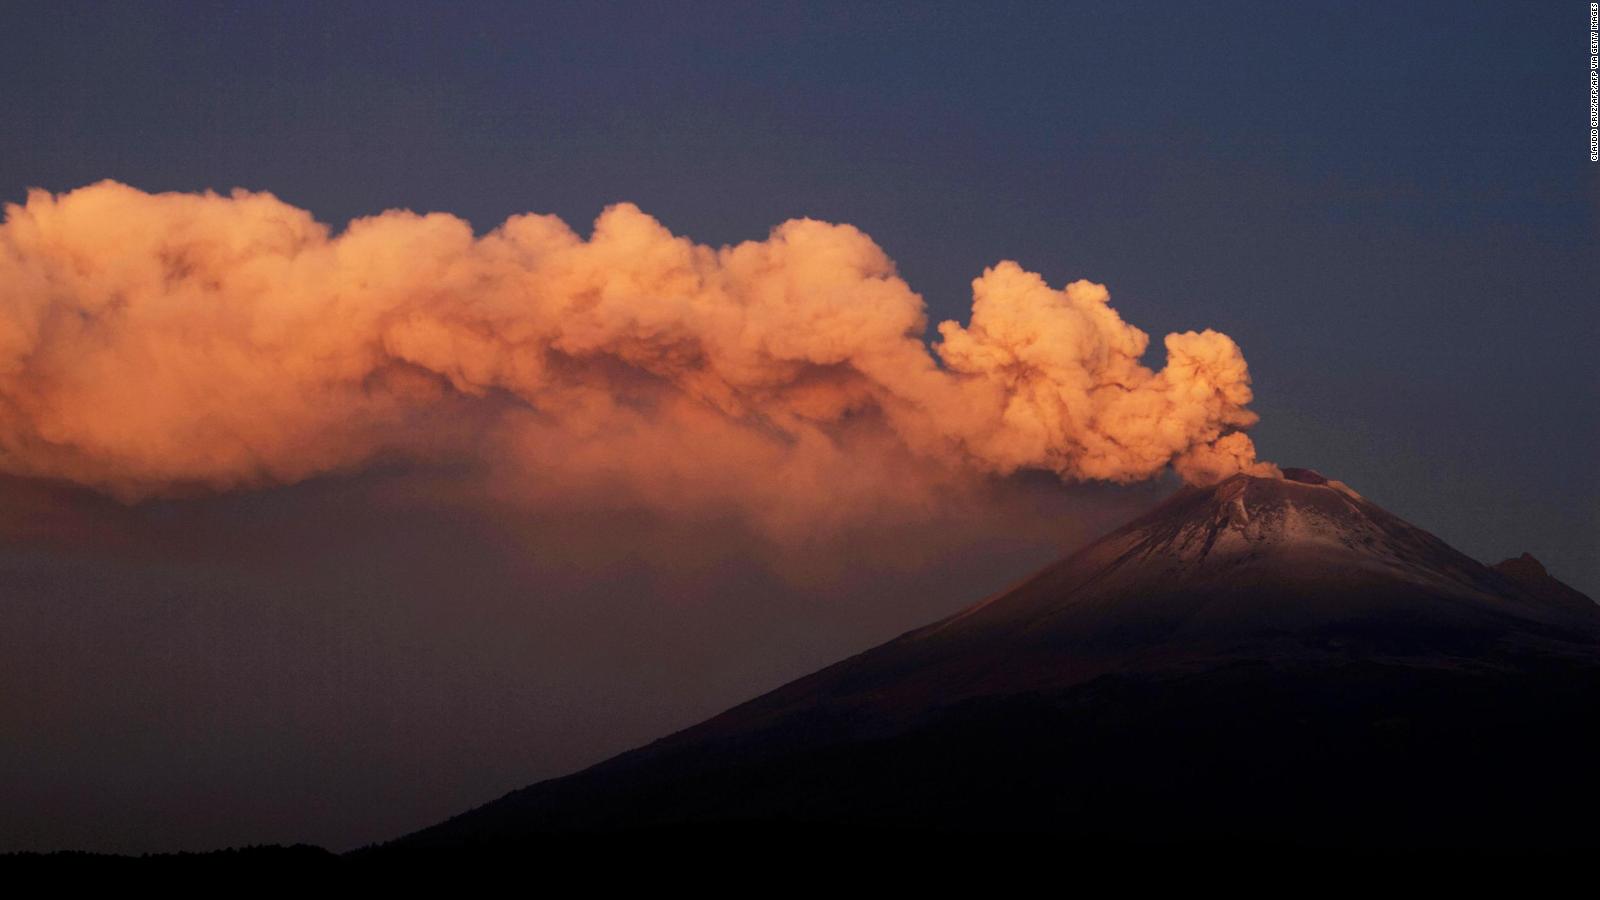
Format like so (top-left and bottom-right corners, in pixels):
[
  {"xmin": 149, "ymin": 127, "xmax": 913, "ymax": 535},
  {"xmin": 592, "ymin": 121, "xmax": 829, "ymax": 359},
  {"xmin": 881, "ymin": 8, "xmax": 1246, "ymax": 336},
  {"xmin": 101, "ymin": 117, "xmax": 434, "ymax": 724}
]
[{"xmin": 3, "ymin": 0, "xmax": 1595, "ymax": 588}]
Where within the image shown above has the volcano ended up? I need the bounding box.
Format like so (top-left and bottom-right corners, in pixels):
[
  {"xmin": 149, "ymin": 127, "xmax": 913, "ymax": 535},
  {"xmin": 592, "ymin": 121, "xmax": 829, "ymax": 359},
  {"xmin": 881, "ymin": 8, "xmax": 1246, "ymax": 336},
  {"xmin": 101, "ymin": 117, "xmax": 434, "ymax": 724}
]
[{"xmin": 384, "ymin": 471, "xmax": 1600, "ymax": 853}]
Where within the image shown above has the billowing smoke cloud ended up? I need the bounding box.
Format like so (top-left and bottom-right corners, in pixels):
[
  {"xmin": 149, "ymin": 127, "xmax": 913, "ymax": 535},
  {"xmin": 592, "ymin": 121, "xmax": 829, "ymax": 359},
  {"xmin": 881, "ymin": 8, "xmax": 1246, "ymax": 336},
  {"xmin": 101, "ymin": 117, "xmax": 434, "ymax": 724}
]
[{"xmin": 0, "ymin": 181, "xmax": 1272, "ymax": 532}]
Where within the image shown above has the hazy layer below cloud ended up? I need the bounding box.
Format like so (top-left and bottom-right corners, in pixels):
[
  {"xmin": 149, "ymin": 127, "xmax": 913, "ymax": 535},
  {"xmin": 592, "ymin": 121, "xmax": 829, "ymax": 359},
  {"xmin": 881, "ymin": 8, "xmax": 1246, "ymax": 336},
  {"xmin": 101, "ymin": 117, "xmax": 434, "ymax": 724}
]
[{"xmin": 0, "ymin": 469, "xmax": 1164, "ymax": 852}]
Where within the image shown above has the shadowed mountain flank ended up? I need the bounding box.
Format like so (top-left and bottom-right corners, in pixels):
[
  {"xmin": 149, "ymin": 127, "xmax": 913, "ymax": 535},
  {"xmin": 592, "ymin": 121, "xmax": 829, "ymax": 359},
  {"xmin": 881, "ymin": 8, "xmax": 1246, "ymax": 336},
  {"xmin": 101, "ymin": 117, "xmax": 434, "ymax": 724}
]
[{"xmin": 382, "ymin": 473, "xmax": 1599, "ymax": 853}]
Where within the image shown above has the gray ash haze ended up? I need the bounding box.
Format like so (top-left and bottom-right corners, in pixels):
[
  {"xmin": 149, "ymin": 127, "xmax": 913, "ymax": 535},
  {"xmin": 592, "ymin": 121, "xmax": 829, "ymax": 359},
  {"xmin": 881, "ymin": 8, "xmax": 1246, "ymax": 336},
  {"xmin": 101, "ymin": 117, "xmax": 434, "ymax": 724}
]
[
  {"xmin": 0, "ymin": 469, "xmax": 1166, "ymax": 851},
  {"xmin": 1, "ymin": 1, "xmax": 1595, "ymax": 853}
]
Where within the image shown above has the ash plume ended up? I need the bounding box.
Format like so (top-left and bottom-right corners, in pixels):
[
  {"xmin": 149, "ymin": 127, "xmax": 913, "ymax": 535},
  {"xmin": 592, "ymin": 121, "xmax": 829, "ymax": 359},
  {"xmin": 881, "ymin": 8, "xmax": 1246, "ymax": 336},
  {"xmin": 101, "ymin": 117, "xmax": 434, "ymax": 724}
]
[{"xmin": 0, "ymin": 182, "xmax": 1273, "ymax": 531}]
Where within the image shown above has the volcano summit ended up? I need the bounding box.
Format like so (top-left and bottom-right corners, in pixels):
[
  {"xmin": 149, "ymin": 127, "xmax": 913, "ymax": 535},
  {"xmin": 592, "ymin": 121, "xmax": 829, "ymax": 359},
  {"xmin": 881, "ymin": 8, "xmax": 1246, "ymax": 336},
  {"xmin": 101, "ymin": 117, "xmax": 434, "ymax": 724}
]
[{"xmin": 385, "ymin": 471, "xmax": 1600, "ymax": 853}]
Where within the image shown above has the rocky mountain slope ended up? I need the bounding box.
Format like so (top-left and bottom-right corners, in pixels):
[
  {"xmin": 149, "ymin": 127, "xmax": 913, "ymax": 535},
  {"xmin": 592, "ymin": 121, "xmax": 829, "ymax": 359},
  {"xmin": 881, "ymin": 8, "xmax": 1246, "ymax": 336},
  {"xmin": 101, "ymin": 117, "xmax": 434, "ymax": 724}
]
[{"xmin": 382, "ymin": 470, "xmax": 1600, "ymax": 852}]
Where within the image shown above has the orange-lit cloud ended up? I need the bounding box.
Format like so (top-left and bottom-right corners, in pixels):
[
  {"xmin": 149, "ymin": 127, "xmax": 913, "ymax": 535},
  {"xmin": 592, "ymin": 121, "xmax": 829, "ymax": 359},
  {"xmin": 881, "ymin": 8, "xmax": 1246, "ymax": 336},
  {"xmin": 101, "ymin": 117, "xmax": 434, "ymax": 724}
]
[{"xmin": 0, "ymin": 181, "xmax": 1273, "ymax": 532}]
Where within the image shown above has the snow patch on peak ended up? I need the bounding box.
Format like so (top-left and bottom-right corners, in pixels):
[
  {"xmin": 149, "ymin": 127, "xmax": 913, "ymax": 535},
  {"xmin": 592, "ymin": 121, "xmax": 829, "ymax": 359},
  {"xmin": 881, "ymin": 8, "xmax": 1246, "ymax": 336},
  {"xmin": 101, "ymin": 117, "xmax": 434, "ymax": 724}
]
[
  {"xmin": 1119, "ymin": 470, "xmax": 1394, "ymax": 573},
  {"xmin": 1326, "ymin": 479, "xmax": 1363, "ymax": 501}
]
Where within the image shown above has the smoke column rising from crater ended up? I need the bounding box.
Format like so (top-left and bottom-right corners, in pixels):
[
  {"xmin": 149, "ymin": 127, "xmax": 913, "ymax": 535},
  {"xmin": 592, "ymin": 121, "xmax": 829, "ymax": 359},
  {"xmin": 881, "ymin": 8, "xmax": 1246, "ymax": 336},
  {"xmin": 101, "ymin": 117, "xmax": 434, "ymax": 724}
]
[{"xmin": 0, "ymin": 181, "xmax": 1273, "ymax": 532}]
